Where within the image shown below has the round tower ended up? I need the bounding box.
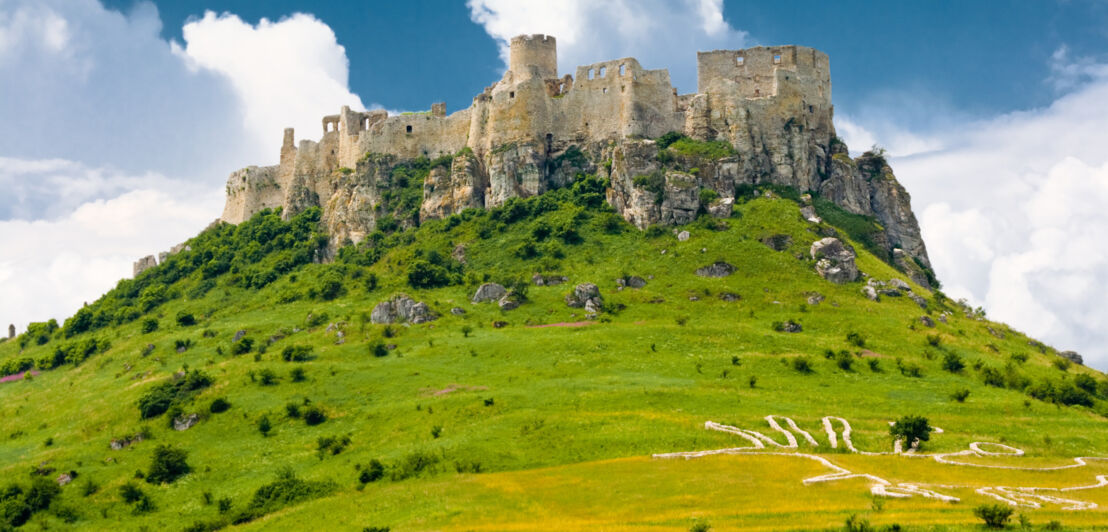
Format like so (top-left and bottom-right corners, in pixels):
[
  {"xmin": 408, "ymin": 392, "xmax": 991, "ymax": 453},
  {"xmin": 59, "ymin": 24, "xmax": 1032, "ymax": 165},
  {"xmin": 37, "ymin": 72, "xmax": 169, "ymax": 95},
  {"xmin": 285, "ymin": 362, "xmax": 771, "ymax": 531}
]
[{"xmin": 509, "ymin": 34, "xmax": 557, "ymax": 80}]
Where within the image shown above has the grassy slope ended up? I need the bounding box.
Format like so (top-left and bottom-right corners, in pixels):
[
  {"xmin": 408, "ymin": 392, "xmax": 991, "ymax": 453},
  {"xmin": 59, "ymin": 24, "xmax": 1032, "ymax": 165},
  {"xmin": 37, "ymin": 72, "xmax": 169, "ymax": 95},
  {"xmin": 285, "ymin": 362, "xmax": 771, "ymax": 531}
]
[{"xmin": 1, "ymin": 193, "xmax": 1107, "ymax": 531}]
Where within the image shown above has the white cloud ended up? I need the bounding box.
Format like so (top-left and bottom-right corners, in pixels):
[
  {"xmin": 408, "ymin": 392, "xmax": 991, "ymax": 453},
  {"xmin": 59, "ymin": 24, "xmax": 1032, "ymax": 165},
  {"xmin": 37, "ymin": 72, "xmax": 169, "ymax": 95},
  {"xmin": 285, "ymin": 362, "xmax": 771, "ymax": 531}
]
[
  {"xmin": 0, "ymin": 159, "xmax": 222, "ymax": 334},
  {"xmin": 467, "ymin": 0, "xmax": 749, "ymax": 93},
  {"xmin": 0, "ymin": 1, "xmax": 370, "ymax": 335},
  {"xmin": 173, "ymin": 11, "xmax": 366, "ymax": 164},
  {"xmin": 880, "ymin": 54, "xmax": 1108, "ymax": 369}
]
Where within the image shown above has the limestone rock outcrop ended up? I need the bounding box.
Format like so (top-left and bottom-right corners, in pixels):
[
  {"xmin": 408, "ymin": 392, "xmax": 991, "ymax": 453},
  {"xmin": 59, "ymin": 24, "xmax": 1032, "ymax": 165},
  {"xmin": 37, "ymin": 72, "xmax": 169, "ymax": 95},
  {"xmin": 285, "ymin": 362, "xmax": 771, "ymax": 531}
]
[
  {"xmin": 810, "ymin": 237, "xmax": 858, "ymax": 284},
  {"xmin": 565, "ymin": 283, "xmax": 603, "ymax": 314},
  {"xmin": 1059, "ymin": 351, "xmax": 1084, "ymax": 366},
  {"xmin": 472, "ymin": 283, "xmax": 507, "ymax": 303},
  {"xmin": 370, "ymin": 295, "xmax": 437, "ymax": 324},
  {"xmin": 696, "ymin": 261, "xmax": 736, "ymax": 278}
]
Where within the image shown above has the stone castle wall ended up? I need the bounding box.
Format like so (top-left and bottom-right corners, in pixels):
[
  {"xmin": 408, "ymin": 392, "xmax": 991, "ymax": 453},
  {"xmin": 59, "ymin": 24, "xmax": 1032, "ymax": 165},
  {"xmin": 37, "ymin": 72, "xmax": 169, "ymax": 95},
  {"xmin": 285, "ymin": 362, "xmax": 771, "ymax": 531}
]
[
  {"xmin": 217, "ymin": 34, "xmax": 931, "ymax": 280},
  {"xmin": 222, "ymin": 35, "xmax": 831, "ymax": 224}
]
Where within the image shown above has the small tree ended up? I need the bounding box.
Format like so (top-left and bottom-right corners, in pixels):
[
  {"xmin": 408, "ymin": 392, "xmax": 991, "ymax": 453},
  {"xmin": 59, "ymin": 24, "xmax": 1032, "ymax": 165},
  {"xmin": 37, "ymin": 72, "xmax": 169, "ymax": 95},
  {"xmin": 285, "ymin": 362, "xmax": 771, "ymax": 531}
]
[
  {"xmin": 146, "ymin": 444, "xmax": 190, "ymax": 484},
  {"xmin": 973, "ymin": 504, "xmax": 1014, "ymax": 528},
  {"xmin": 942, "ymin": 351, "xmax": 965, "ymax": 373},
  {"xmin": 889, "ymin": 415, "xmax": 932, "ymax": 449},
  {"xmin": 950, "ymin": 388, "xmax": 970, "ymax": 403},
  {"xmin": 258, "ymin": 415, "xmax": 272, "ymax": 437}
]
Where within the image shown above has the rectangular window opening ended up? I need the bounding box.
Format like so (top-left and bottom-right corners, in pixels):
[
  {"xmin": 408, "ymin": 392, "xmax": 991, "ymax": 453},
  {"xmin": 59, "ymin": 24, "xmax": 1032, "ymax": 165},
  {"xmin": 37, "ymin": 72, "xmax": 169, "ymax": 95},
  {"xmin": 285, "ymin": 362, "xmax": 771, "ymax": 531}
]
[
  {"xmin": 736, "ymin": 56, "xmax": 744, "ymax": 66},
  {"xmin": 773, "ymin": 54, "xmax": 781, "ymax": 64},
  {"xmin": 619, "ymin": 64, "xmax": 626, "ymax": 76},
  {"xmin": 598, "ymin": 66, "xmax": 606, "ymax": 77},
  {"xmin": 588, "ymin": 68, "xmax": 594, "ymax": 80},
  {"xmin": 406, "ymin": 125, "xmax": 412, "ymax": 133}
]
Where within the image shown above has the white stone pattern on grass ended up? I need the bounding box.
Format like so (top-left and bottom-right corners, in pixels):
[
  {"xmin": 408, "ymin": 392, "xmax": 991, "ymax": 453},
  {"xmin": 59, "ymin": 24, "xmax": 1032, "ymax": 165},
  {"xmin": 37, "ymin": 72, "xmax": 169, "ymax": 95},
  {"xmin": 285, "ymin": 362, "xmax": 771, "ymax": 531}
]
[{"xmin": 653, "ymin": 415, "xmax": 1108, "ymax": 510}]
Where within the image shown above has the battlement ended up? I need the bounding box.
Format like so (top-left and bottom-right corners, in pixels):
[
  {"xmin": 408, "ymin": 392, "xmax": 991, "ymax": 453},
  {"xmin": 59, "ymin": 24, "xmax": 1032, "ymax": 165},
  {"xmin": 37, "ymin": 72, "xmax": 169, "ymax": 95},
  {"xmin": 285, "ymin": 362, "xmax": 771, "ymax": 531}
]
[
  {"xmin": 509, "ymin": 33, "xmax": 557, "ymax": 80},
  {"xmin": 225, "ymin": 35, "xmax": 836, "ymax": 225},
  {"xmin": 697, "ymin": 45, "xmax": 829, "ymax": 102}
]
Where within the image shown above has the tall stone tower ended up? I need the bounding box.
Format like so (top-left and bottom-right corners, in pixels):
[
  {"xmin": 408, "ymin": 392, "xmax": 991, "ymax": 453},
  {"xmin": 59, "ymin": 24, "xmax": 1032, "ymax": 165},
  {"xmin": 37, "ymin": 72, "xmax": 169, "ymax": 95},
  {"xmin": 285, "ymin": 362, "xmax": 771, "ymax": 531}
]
[{"xmin": 509, "ymin": 34, "xmax": 557, "ymax": 80}]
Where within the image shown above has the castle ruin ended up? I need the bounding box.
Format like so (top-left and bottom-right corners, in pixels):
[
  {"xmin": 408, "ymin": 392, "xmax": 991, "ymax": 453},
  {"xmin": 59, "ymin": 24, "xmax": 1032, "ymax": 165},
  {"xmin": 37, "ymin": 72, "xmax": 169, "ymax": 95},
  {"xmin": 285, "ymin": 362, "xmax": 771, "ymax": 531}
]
[{"xmin": 219, "ymin": 34, "xmax": 930, "ymax": 283}]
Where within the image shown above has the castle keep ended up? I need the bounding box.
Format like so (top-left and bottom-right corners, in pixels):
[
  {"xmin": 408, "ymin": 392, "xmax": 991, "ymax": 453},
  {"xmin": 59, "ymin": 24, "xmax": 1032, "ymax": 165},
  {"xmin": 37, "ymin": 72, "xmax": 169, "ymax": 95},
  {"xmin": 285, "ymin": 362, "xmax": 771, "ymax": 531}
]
[{"xmin": 216, "ymin": 34, "xmax": 930, "ymax": 284}]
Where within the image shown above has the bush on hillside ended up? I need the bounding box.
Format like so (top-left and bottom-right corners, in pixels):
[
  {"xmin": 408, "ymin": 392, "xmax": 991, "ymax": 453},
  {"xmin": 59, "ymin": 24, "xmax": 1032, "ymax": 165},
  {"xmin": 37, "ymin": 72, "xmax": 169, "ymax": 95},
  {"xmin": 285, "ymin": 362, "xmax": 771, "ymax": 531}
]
[
  {"xmin": 889, "ymin": 415, "xmax": 932, "ymax": 448},
  {"xmin": 973, "ymin": 504, "xmax": 1013, "ymax": 528},
  {"xmin": 146, "ymin": 445, "xmax": 190, "ymax": 484}
]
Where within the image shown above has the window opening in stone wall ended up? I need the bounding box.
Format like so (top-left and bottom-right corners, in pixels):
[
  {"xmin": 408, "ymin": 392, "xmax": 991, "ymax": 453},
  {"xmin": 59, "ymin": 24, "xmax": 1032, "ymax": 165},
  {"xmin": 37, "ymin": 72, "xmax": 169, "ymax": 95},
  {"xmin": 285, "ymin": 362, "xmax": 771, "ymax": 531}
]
[
  {"xmin": 736, "ymin": 56, "xmax": 744, "ymax": 66},
  {"xmin": 602, "ymin": 87, "xmax": 608, "ymax": 94},
  {"xmin": 809, "ymin": 105, "xmax": 814, "ymax": 113},
  {"xmin": 619, "ymin": 64, "xmax": 626, "ymax": 75},
  {"xmin": 588, "ymin": 68, "xmax": 594, "ymax": 80},
  {"xmin": 621, "ymin": 85, "xmax": 625, "ymax": 93},
  {"xmin": 406, "ymin": 125, "xmax": 412, "ymax": 133},
  {"xmin": 599, "ymin": 66, "xmax": 606, "ymax": 77},
  {"xmin": 509, "ymin": 91, "xmax": 515, "ymax": 98},
  {"xmin": 754, "ymin": 89, "xmax": 760, "ymax": 97},
  {"xmin": 773, "ymin": 54, "xmax": 781, "ymax": 64},
  {"xmin": 545, "ymin": 133, "xmax": 553, "ymax": 155}
]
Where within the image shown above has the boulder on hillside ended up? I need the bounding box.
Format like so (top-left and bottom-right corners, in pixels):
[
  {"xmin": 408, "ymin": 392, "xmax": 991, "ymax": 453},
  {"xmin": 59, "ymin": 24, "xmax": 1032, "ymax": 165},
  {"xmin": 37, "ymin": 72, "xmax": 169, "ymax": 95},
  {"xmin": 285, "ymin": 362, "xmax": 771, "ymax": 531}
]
[
  {"xmin": 173, "ymin": 413, "xmax": 199, "ymax": 431},
  {"xmin": 908, "ymin": 293, "xmax": 928, "ymax": 309},
  {"xmin": 616, "ymin": 275, "xmax": 647, "ymax": 289},
  {"xmin": 888, "ymin": 278, "xmax": 911, "ymax": 291},
  {"xmin": 810, "ymin": 237, "xmax": 858, "ymax": 284},
  {"xmin": 565, "ymin": 283, "xmax": 603, "ymax": 314},
  {"xmin": 761, "ymin": 234, "xmax": 793, "ymax": 251},
  {"xmin": 1059, "ymin": 351, "xmax": 1084, "ymax": 366},
  {"xmin": 471, "ymin": 283, "xmax": 507, "ymax": 303},
  {"xmin": 696, "ymin": 261, "xmax": 735, "ymax": 278},
  {"xmin": 919, "ymin": 316, "xmax": 935, "ymax": 328},
  {"xmin": 805, "ymin": 292, "xmax": 825, "ymax": 305},
  {"xmin": 498, "ymin": 291, "xmax": 524, "ymax": 311},
  {"xmin": 532, "ymin": 274, "xmax": 568, "ymax": 286},
  {"xmin": 861, "ymin": 285, "xmax": 879, "ymax": 301},
  {"xmin": 371, "ymin": 295, "xmax": 437, "ymax": 324},
  {"xmin": 799, "ymin": 205, "xmax": 822, "ymax": 224},
  {"xmin": 677, "ymin": 230, "xmax": 691, "ymax": 241}
]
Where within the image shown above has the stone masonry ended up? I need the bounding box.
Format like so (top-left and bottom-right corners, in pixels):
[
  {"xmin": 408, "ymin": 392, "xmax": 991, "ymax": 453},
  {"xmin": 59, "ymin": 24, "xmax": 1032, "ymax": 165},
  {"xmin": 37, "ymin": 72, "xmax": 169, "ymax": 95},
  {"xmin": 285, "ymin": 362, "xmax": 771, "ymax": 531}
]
[{"xmin": 219, "ymin": 35, "xmax": 930, "ymax": 273}]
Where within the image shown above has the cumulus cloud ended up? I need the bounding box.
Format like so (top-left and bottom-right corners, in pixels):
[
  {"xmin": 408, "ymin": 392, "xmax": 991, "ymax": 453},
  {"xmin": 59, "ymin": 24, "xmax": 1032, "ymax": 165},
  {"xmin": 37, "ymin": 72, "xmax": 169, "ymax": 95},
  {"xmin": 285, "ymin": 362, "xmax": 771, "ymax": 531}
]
[
  {"xmin": 467, "ymin": 0, "xmax": 748, "ymax": 93},
  {"xmin": 0, "ymin": 1, "xmax": 369, "ymax": 334},
  {"xmin": 874, "ymin": 54, "xmax": 1108, "ymax": 369},
  {"xmin": 172, "ymin": 11, "xmax": 366, "ymax": 164},
  {"xmin": 0, "ymin": 158, "xmax": 222, "ymax": 333}
]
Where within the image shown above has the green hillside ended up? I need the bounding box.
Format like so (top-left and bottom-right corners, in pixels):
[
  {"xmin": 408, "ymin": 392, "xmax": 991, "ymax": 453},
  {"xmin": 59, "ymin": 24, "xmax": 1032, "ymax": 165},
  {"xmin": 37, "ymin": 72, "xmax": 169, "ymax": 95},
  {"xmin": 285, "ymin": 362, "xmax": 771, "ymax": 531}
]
[{"xmin": 2, "ymin": 173, "xmax": 1107, "ymax": 531}]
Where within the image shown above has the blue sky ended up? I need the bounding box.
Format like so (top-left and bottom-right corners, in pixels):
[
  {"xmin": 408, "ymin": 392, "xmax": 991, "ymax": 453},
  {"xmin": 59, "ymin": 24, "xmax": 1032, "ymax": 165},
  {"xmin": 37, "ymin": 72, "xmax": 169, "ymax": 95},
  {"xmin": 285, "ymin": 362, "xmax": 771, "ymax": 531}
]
[
  {"xmin": 3, "ymin": 0, "xmax": 1108, "ymax": 368},
  {"xmin": 102, "ymin": 0, "xmax": 1108, "ymax": 121}
]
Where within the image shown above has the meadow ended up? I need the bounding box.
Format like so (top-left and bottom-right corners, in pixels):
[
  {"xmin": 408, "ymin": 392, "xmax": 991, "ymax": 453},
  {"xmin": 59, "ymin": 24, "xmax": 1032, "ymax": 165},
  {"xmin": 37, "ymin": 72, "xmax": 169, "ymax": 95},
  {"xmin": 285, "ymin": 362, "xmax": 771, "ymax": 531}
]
[{"xmin": 2, "ymin": 182, "xmax": 1107, "ymax": 531}]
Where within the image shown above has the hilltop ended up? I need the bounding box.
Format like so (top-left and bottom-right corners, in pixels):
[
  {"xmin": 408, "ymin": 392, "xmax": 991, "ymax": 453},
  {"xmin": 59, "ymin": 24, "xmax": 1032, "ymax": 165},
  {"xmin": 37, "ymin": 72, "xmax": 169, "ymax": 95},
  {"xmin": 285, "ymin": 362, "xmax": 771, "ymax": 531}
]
[{"xmin": 2, "ymin": 35, "xmax": 1107, "ymax": 532}]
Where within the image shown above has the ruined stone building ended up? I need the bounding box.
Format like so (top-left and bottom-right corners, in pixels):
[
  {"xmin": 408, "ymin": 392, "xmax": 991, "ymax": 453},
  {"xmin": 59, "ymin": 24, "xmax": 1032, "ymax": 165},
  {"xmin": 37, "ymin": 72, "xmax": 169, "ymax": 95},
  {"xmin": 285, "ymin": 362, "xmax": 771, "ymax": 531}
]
[{"xmin": 212, "ymin": 34, "xmax": 930, "ymax": 284}]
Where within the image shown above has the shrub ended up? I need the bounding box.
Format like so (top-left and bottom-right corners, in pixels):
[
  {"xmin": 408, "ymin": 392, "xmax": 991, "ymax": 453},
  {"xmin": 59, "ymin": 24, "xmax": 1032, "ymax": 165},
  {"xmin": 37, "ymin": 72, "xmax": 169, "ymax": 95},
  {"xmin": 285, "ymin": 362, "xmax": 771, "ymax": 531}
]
[
  {"xmin": 258, "ymin": 415, "xmax": 272, "ymax": 437},
  {"xmin": 370, "ymin": 342, "xmax": 389, "ymax": 358},
  {"xmin": 146, "ymin": 444, "xmax": 190, "ymax": 484},
  {"xmin": 258, "ymin": 369, "xmax": 278, "ymax": 386},
  {"xmin": 867, "ymin": 358, "xmax": 881, "ymax": 372},
  {"xmin": 980, "ymin": 366, "xmax": 1005, "ymax": 387},
  {"xmin": 843, "ymin": 514, "xmax": 873, "ymax": 532},
  {"xmin": 926, "ymin": 334, "xmax": 941, "ymax": 347},
  {"xmin": 1052, "ymin": 357, "xmax": 1072, "ymax": 371},
  {"xmin": 846, "ymin": 332, "xmax": 866, "ymax": 348},
  {"xmin": 941, "ymin": 352, "xmax": 965, "ymax": 373},
  {"xmin": 285, "ymin": 402, "xmax": 301, "ymax": 418},
  {"xmin": 360, "ymin": 459, "xmax": 385, "ymax": 484},
  {"xmin": 407, "ymin": 260, "xmax": 454, "ymax": 289},
  {"xmin": 689, "ymin": 519, "xmax": 712, "ymax": 532},
  {"xmin": 303, "ymin": 406, "xmax": 327, "ymax": 426},
  {"xmin": 209, "ymin": 398, "xmax": 231, "ymax": 414},
  {"xmin": 119, "ymin": 481, "xmax": 145, "ymax": 503},
  {"xmin": 389, "ymin": 450, "xmax": 441, "ymax": 481},
  {"xmin": 281, "ymin": 345, "xmax": 313, "ymax": 362},
  {"xmin": 791, "ymin": 357, "xmax": 813, "ymax": 374},
  {"xmin": 316, "ymin": 435, "xmax": 351, "ymax": 457},
  {"xmin": 889, "ymin": 415, "xmax": 932, "ymax": 448},
  {"xmin": 232, "ymin": 337, "xmax": 255, "ymax": 355},
  {"xmin": 950, "ymin": 388, "xmax": 970, "ymax": 403},
  {"xmin": 290, "ymin": 367, "xmax": 307, "ymax": 382},
  {"xmin": 23, "ymin": 476, "xmax": 60, "ymax": 511},
  {"xmin": 231, "ymin": 468, "xmax": 334, "ymax": 524},
  {"xmin": 141, "ymin": 318, "xmax": 159, "ymax": 334},
  {"xmin": 973, "ymin": 504, "xmax": 1014, "ymax": 528},
  {"xmin": 176, "ymin": 311, "xmax": 196, "ymax": 327},
  {"xmin": 835, "ymin": 351, "xmax": 854, "ymax": 371}
]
